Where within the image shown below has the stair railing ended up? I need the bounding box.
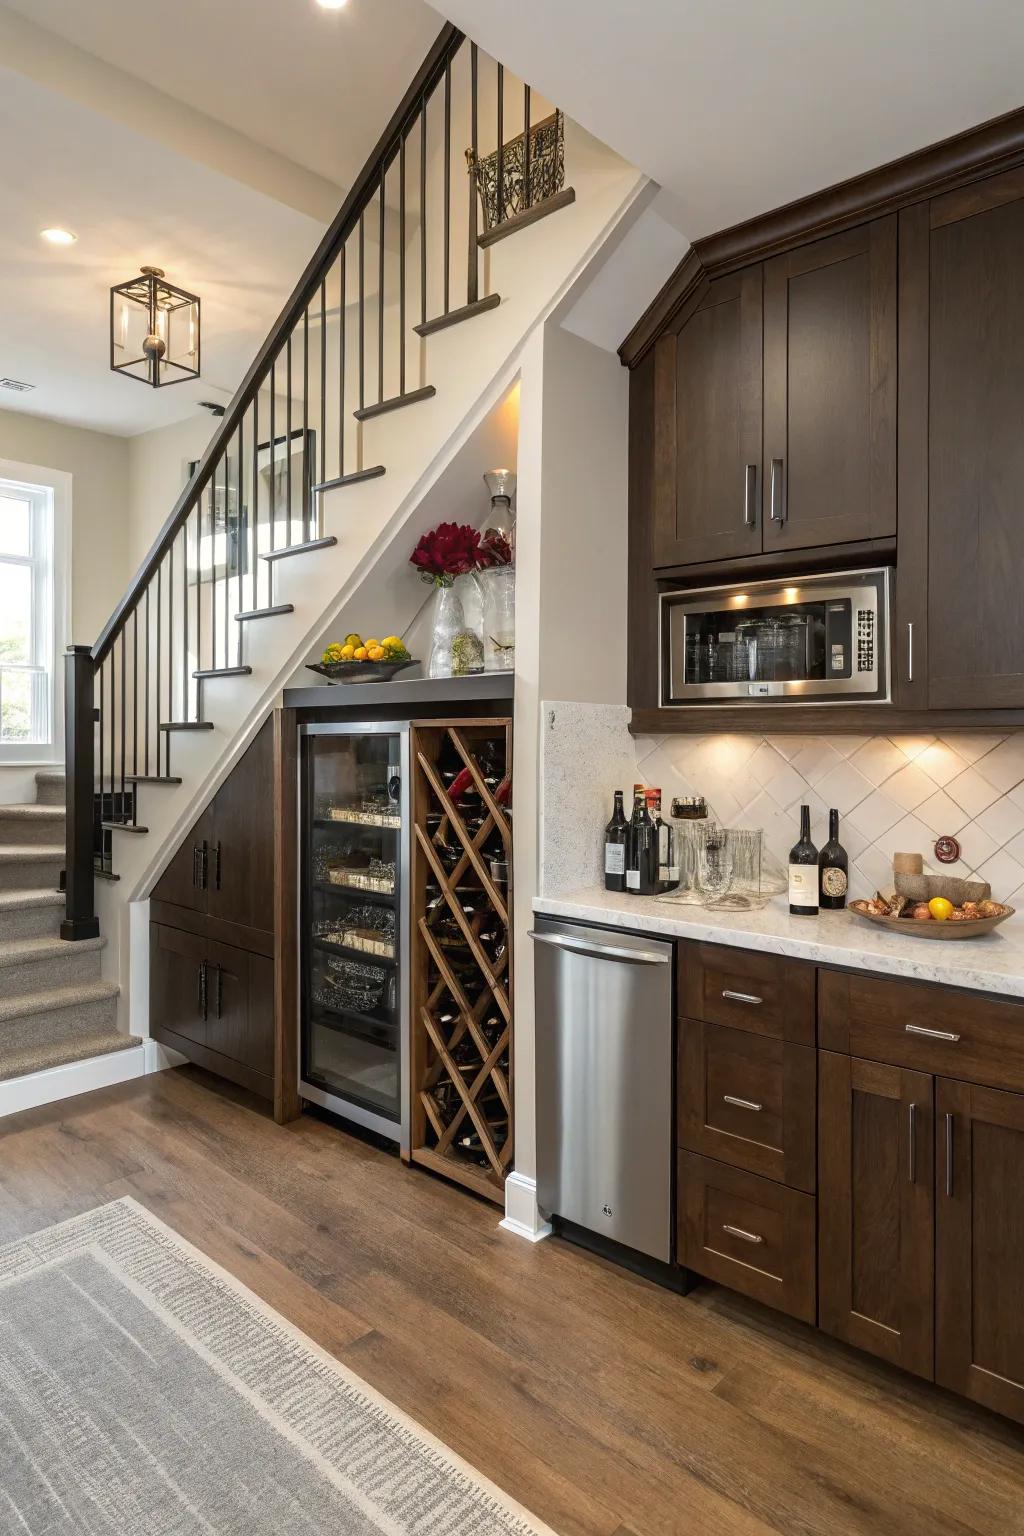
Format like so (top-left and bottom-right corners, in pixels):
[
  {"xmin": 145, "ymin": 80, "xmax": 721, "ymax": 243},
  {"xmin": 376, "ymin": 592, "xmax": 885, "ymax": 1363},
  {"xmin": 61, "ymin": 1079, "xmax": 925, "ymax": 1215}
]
[{"xmin": 63, "ymin": 23, "xmax": 562, "ymax": 939}]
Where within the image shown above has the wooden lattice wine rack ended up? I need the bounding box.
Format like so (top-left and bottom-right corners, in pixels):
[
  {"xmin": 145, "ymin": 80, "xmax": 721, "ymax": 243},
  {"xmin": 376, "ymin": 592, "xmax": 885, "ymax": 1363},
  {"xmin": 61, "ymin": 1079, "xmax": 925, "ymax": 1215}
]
[{"xmin": 409, "ymin": 719, "xmax": 512, "ymax": 1204}]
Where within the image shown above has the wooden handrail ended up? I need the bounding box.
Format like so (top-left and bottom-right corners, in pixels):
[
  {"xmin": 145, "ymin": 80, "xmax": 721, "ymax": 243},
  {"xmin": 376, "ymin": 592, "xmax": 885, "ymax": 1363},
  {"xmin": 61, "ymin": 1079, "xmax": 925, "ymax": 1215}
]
[{"xmin": 92, "ymin": 21, "xmax": 464, "ymax": 665}]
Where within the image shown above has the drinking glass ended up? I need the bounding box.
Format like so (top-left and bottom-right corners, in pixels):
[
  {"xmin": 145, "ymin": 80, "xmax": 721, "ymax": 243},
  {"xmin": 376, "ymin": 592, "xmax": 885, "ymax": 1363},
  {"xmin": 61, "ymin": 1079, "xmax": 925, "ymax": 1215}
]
[{"xmin": 694, "ymin": 823, "xmax": 733, "ymax": 905}]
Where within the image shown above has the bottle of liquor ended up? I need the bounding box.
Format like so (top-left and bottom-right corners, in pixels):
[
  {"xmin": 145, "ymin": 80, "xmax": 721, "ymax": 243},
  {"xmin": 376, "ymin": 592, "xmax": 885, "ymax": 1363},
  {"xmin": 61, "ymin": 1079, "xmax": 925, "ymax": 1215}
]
[
  {"xmin": 626, "ymin": 788, "xmax": 658, "ymax": 895},
  {"xmin": 818, "ymin": 808, "xmax": 849, "ymax": 910},
  {"xmin": 789, "ymin": 804, "xmax": 819, "ymax": 916},
  {"xmin": 645, "ymin": 788, "xmax": 679, "ymax": 893},
  {"xmin": 604, "ymin": 790, "xmax": 628, "ymax": 892}
]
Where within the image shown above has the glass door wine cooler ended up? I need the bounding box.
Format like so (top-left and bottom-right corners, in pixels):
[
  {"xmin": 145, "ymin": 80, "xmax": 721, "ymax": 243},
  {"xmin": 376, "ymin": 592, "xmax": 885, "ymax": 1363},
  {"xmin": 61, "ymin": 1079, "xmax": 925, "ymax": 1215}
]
[{"xmin": 299, "ymin": 722, "xmax": 410, "ymax": 1144}]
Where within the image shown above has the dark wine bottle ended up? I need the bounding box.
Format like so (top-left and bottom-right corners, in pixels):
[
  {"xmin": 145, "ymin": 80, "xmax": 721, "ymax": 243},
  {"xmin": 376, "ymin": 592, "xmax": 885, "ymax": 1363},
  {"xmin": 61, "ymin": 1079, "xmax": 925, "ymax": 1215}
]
[
  {"xmin": 818, "ymin": 807, "xmax": 849, "ymax": 909},
  {"xmin": 626, "ymin": 788, "xmax": 658, "ymax": 895},
  {"xmin": 646, "ymin": 787, "xmax": 679, "ymax": 893},
  {"xmin": 789, "ymin": 804, "xmax": 819, "ymax": 916},
  {"xmin": 604, "ymin": 789, "xmax": 628, "ymax": 892}
]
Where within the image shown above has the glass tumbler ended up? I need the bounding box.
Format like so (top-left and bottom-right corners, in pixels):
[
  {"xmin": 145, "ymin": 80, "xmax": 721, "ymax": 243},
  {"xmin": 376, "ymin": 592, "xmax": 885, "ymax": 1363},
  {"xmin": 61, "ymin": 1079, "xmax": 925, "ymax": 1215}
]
[{"xmin": 694, "ymin": 823, "xmax": 733, "ymax": 906}]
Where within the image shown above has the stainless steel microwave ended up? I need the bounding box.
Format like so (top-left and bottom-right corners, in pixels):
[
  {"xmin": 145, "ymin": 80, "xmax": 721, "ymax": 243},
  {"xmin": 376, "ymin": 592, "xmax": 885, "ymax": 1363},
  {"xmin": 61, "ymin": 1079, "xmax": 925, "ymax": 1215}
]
[{"xmin": 660, "ymin": 568, "xmax": 891, "ymax": 705}]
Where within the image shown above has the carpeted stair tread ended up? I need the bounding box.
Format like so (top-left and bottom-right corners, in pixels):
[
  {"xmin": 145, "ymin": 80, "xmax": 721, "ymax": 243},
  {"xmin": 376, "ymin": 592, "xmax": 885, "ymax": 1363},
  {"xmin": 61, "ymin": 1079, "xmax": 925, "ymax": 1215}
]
[
  {"xmin": 0, "ymin": 1029, "xmax": 140, "ymax": 1082},
  {"xmin": 0, "ymin": 934, "xmax": 105, "ymax": 969},
  {"xmin": 0, "ymin": 844, "xmax": 65, "ymax": 863},
  {"xmin": 0, "ymin": 888, "xmax": 65, "ymax": 911},
  {"xmin": 0, "ymin": 978, "xmax": 118, "ymax": 1025},
  {"xmin": 0, "ymin": 804, "xmax": 65, "ymax": 820}
]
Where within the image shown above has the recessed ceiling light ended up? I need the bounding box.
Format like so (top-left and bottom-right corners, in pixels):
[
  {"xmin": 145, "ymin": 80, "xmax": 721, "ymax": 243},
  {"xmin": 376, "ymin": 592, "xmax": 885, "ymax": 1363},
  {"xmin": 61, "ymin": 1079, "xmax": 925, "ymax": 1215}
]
[
  {"xmin": 40, "ymin": 227, "xmax": 77, "ymax": 246},
  {"xmin": 316, "ymin": 0, "xmax": 349, "ymax": 9}
]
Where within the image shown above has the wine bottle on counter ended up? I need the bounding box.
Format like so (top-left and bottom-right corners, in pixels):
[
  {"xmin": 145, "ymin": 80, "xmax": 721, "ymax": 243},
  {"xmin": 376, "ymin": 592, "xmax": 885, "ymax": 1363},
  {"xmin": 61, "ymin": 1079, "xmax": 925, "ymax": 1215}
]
[
  {"xmin": 789, "ymin": 804, "xmax": 819, "ymax": 916},
  {"xmin": 819, "ymin": 808, "xmax": 849, "ymax": 909},
  {"xmin": 645, "ymin": 788, "xmax": 679, "ymax": 893},
  {"xmin": 626, "ymin": 788, "xmax": 659, "ymax": 895},
  {"xmin": 604, "ymin": 790, "xmax": 628, "ymax": 892}
]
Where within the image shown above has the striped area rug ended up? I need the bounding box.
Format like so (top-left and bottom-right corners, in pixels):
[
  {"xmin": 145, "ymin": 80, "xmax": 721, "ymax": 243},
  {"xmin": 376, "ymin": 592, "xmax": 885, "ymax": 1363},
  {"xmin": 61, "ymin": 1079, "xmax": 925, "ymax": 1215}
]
[{"xmin": 0, "ymin": 1197, "xmax": 555, "ymax": 1535}]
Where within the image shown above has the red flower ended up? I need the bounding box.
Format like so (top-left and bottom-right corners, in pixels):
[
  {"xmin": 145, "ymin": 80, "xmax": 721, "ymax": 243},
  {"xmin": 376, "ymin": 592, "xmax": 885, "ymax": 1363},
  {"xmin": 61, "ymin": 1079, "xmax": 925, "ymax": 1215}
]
[
  {"xmin": 410, "ymin": 522, "xmax": 482, "ymax": 585},
  {"xmin": 477, "ymin": 530, "xmax": 513, "ymax": 568}
]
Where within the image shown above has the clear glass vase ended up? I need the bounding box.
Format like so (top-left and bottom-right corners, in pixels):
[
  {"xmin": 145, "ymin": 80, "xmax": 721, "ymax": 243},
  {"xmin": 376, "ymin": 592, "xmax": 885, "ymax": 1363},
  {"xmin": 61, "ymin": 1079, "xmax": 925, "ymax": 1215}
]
[
  {"xmin": 427, "ymin": 582, "xmax": 484, "ymax": 678},
  {"xmin": 478, "ymin": 565, "xmax": 515, "ymax": 671}
]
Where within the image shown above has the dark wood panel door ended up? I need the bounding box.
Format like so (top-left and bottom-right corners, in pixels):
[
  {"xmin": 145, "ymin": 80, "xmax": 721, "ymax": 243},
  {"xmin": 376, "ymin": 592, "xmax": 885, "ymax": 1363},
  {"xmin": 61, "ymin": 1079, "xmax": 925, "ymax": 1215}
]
[
  {"xmin": 922, "ymin": 174, "xmax": 1024, "ymax": 708},
  {"xmin": 150, "ymin": 806, "xmax": 212, "ymax": 913},
  {"xmin": 206, "ymin": 940, "xmax": 274, "ymax": 1080},
  {"xmin": 936, "ymin": 1077, "xmax": 1024, "ymax": 1424},
  {"xmin": 652, "ymin": 268, "xmax": 763, "ymax": 567},
  {"xmin": 149, "ymin": 923, "xmax": 208, "ymax": 1048},
  {"xmin": 207, "ymin": 717, "xmax": 275, "ymax": 933},
  {"xmin": 818, "ymin": 1051, "xmax": 934, "ymax": 1379},
  {"xmin": 763, "ymin": 218, "xmax": 896, "ymax": 552}
]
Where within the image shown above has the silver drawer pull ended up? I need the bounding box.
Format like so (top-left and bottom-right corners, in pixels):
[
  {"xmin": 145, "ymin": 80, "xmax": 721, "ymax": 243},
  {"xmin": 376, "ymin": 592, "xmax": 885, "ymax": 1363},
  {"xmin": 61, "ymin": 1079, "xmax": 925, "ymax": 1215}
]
[
  {"xmin": 722, "ymin": 990, "xmax": 763, "ymax": 1006},
  {"xmin": 722, "ymin": 1223, "xmax": 763, "ymax": 1244},
  {"xmin": 905, "ymin": 1023, "xmax": 960, "ymax": 1042},
  {"xmin": 723, "ymin": 1094, "xmax": 763, "ymax": 1113}
]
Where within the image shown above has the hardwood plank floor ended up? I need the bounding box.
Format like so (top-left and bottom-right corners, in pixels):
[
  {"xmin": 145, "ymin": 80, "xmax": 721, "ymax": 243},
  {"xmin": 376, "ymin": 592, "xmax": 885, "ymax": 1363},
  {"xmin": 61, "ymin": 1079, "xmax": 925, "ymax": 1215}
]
[{"xmin": 2, "ymin": 1064, "xmax": 1023, "ymax": 1536}]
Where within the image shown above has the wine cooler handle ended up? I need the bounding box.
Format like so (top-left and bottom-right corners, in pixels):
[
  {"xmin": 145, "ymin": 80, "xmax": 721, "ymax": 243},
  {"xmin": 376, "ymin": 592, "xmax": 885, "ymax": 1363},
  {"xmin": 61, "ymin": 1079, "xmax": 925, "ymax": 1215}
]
[
  {"xmin": 769, "ymin": 458, "xmax": 785, "ymax": 523},
  {"xmin": 743, "ymin": 464, "xmax": 758, "ymax": 527}
]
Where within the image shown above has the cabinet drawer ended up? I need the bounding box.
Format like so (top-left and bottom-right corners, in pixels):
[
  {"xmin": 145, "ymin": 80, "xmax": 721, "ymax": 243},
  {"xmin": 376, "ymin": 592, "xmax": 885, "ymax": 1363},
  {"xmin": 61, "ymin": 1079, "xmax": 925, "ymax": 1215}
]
[
  {"xmin": 679, "ymin": 940, "xmax": 815, "ymax": 1044},
  {"xmin": 820, "ymin": 968, "xmax": 1024, "ymax": 1094},
  {"xmin": 678, "ymin": 1152, "xmax": 816, "ymax": 1323},
  {"xmin": 678, "ymin": 1018, "xmax": 816, "ymax": 1190}
]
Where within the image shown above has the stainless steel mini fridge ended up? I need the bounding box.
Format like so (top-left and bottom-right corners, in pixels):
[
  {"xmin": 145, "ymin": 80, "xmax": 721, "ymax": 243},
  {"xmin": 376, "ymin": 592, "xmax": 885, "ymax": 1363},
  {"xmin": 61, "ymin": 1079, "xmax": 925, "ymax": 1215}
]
[{"xmin": 298, "ymin": 721, "xmax": 411, "ymax": 1147}]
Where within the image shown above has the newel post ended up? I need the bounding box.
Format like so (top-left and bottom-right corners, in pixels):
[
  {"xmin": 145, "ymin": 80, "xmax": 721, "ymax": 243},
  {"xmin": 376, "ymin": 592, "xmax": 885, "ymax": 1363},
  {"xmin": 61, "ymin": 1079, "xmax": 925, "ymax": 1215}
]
[{"xmin": 61, "ymin": 644, "xmax": 99, "ymax": 941}]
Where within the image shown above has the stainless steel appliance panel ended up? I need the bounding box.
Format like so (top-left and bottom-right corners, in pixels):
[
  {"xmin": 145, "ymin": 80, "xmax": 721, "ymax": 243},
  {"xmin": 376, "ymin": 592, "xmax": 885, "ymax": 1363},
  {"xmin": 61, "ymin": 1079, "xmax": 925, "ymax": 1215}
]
[{"xmin": 532, "ymin": 918, "xmax": 674, "ymax": 1263}]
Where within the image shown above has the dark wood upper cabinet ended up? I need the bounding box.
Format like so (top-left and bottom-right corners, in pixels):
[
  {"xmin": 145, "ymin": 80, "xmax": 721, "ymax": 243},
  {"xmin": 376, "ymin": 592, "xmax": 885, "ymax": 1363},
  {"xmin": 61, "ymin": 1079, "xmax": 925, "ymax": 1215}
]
[
  {"xmin": 652, "ymin": 268, "xmax": 763, "ymax": 568},
  {"xmin": 936, "ymin": 1076, "xmax": 1024, "ymax": 1422},
  {"xmin": 206, "ymin": 721, "xmax": 275, "ymax": 934},
  {"xmin": 818, "ymin": 1051, "xmax": 934, "ymax": 1380},
  {"xmin": 762, "ymin": 218, "xmax": 897, "ymax": 553},
  {"xmin": 900, "ymin": 171, "xmax": 1024, "ymax": 709},
  {"xmin": 151, "ymin": 806, "xmax": 212, "ymax": 912}
]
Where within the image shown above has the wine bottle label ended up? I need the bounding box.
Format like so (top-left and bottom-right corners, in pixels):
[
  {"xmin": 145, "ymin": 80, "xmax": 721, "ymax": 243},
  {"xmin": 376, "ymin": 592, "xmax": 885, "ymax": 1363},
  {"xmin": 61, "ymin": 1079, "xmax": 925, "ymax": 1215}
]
[
  {"xmin": 821, "ymin": 866, "xmax": 848, "ymax": 898},
  {"xmin": 626, "ymin": 869, "xmax": 640, "ymax": 891},
  {"xmin": 789, "ymin": 866, "xmax": 817, "ymax": 906},
  {"xmin": 605, "ymin": 844, "xmax": 625, "ymax": 875}
]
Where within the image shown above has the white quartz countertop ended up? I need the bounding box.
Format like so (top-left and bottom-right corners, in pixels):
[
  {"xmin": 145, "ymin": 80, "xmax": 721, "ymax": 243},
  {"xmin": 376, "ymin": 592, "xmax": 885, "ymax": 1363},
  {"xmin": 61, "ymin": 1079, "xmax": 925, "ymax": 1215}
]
[{"xmin": 532, "ymin": 888, "xmax": 1024, "ymax": 999}]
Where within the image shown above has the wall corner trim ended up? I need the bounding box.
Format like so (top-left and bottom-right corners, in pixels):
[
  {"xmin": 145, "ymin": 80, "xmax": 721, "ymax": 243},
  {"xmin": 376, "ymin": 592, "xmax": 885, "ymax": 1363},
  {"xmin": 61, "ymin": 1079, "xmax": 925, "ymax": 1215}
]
[{"xmin": 500, "ymin": 1171, "xmax": 553, "ymax": 1243}]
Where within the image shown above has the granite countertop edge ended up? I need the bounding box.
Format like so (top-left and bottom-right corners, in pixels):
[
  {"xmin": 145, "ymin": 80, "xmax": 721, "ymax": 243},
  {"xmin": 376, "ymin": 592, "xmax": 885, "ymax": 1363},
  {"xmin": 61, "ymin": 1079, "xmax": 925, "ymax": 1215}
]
[{"xmin": 531, "ymin": 889, "xmax": 1024, "ymax": 1000}]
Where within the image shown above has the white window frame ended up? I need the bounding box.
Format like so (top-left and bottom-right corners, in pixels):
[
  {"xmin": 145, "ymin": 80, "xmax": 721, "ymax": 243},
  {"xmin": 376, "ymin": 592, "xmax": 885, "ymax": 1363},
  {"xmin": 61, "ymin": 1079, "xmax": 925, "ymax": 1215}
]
[{"xmin": 0, "ymin": 459, "xmax": 70, "ymax": 765}]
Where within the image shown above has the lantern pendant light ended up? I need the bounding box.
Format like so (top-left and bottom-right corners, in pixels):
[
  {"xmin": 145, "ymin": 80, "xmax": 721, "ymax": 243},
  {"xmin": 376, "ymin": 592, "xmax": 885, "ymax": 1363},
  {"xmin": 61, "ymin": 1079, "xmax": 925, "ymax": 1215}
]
[{"xmin": 110, "ymin": 266, "xmax": 200, "ymax": 387}]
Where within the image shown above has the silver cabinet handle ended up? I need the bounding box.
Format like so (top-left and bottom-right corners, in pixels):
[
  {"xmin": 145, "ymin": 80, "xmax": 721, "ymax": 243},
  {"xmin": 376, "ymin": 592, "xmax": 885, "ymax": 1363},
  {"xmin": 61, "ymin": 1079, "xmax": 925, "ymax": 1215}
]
[
  {"xmin": 723, "ymin": 1224, "xmax": 763, "ymax": 1244},
  {"xmin": 905, "ymin": 1023, "xmax": 960, "ymax": 1042},
  {"xmin": 908, "ymin": 1101, "xmax": 917, "ymax": 1184},
  {"xmin": 945, "ymin": 1112, "xmax": 954, "ymax": 1197},
  {"xmin": 722, "ymin": 989, "xmax": 763, "ymax": 1006},
  {"xmin": 769, "ymin": 457, "xmax": 785, "ymax": 523},
  {"xmin": 723, "ymin": 1094, "xmax": 763, "ymax": 1112},
  {"xmin": 527, "ymin": 931, "xmax": 670, "ymax": 965},
  {"xmin": 743, "ymin": 464, "xmax": 757, "ymax": 527},
  {"xmin": 907, "ymin": 620, "xmax": 914, "ymax": 683}
]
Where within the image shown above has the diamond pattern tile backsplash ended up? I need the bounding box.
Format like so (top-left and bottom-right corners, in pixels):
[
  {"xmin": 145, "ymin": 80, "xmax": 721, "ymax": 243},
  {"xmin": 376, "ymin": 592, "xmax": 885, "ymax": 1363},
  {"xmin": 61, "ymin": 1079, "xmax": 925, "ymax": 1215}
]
[{"xmin": 633, "ymin": 730, "xmax": 1024, "ymax": 901}]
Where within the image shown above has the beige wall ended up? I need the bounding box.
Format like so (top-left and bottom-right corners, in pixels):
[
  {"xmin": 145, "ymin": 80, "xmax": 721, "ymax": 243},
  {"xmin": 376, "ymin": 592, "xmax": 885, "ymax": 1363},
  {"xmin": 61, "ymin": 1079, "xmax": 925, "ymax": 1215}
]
[
  {"xmin": 126, "ymin": 412, "xmax": 219, "ymax": 577},
  {"xmin": 0, "ymin": 406, "xmax": 130, "ymax": 646}
]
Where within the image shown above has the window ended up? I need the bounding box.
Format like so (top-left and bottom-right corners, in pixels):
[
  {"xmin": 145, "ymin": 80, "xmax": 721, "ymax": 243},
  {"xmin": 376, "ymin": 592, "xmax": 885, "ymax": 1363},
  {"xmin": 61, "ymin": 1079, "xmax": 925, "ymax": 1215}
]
[{"xmin": 0, "ymin": 479, "xmax": 55, "ymax": 747}]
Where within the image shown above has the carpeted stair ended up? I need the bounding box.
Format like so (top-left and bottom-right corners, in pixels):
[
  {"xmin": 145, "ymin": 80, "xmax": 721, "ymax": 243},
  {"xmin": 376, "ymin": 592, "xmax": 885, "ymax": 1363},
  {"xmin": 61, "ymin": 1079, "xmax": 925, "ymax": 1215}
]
[{"xmin": 0, "ymin": 771, "xmax": 139, "ymax": 1085}]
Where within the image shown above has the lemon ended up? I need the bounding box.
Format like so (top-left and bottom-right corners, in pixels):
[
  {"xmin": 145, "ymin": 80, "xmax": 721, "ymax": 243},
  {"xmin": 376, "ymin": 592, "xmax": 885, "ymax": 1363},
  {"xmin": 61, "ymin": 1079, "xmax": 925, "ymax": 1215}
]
[
  {"xmin": 383, "ymin": 635, "xmax": 401, "ymax": 649},
  {"xmin": 364, "ymin": 638, "xmax": 380, "ymax": 651},
  {"xmin": 340, "ymin": 643, "xmax": 356, "ymax": 660},
  {"xmin": 354, "ymin": 646, "xmax": 368, "ymax": 661},
  {"xmin": 928, "ymin": 896, "xmax": 954, "ymax": 921}
]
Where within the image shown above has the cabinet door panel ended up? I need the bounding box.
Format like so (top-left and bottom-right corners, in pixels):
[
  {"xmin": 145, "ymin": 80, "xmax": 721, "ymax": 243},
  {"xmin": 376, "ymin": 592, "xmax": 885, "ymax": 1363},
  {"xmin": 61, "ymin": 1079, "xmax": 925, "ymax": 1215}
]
[
  {"xmin": 207, "ymin": 940, "xmax": 274, "ymax": 1079},
  {"xmin": 763, "ymin": 218, "xmax": 896, "ymax": 552},
  {"xmin": 936, "ymin": 1078, "xmax": 1024, "ymax": 1424},
  {"xmin": 207, "ymin": 717, "xmax": 275, "ymax": 932},
  {"xmin": 926, "ymin": 185, "xmax": 1024, "ymax": 707},
  {"xmin": 818, "ymin": 1052, "xmax": 934, "ymax": 1378},
  {"xmin": 151, "ymin": 807, "xmax": 212, "ymax": 913},
  {"xmin": 653, "ymin": 269, "xmax": 763, "ymax": 568},
  {"xmin": 149, "ymin": 923, "xmax": 208, "ymax": 1047}
]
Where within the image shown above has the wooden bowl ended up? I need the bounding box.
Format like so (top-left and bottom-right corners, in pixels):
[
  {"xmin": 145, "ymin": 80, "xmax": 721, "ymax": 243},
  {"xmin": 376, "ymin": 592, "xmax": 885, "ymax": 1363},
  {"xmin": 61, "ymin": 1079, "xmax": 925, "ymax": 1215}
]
[
  {"xmin": 849, "ymin": 900, "xmax": 1015, "ymax": 940},
  {"xmin": 306, "ymin": 659, "xmax": 418, "ymax": 685}
]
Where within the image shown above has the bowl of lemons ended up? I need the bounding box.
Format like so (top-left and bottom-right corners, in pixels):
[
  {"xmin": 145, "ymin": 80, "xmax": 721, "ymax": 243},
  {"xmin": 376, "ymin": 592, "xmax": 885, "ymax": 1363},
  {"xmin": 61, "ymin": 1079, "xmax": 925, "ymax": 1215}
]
[{"xmin": 308, "ymin": 633, "xmax": 418, "ymax": 684}]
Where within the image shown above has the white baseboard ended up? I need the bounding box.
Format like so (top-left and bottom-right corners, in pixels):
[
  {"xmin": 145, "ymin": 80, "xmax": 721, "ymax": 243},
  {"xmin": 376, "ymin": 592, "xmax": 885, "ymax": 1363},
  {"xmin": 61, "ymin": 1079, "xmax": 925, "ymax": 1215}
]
[
  {"xmin": 0, "ymin": 1035, "xmax": 186, "ymax": 1120},
  {"xmin": 499, "ymin": 1171, "xmax": 553, "ymax": 1243},
  {"xmin": 144, "ymin": 1039, "xmax": 187, "ymax": 1072}
]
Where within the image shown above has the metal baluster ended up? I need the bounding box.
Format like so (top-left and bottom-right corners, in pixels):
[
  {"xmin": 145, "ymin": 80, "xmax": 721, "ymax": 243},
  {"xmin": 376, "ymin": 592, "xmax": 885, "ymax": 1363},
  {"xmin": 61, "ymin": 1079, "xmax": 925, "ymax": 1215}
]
[
  {"xmin": 182, "ymin": 522, "xmax": 188, "ymax": 718},
  {"xmin": 119, "ymin": 627, "xmax": 126, "ymax": 819},
  {"xmin": 236, "ymin": 419, "xmax": 244, "ymax": 662},
  {"xmin": 286, "ymin": 334, "xmax": 293, "ymax": 545},
  {"xmin": 320, "ymin": 277, "xmax": 327, "ymax": 497},
  {"xmin": 131, "ymin": 609, "xmax": 138, "ymax": 821},
  {"xmin": 378, "ymin": 172, "xmax": 385, "ymax": 404},
  {"xmin": 496, "ymin": 63, "xmax": 504, "ymax": 230},
  {"xmin": 358, "ymin": 213, "xmax": 365, "ymax": 415},
  {"xmin": 97, "ymin": 655, "xmax": 104, "ymax": 853},
  {"xmin": 108, "ymin": 649, "xmax": 115, "ymax": 859},
  {"xmin": 302, "ymin": 309, "xmax": 309, "ymax": 542},
  {"xmin": 443, "ymin": 57, "xmax": 451, "ymax": 315},
  {"xmin": 338, "ymin": 246, "xmax": 346, "ymax": 477},
  {"xmin": 144, "ymin": 585, "xmax": 150, "ymax": 776},
  {"xmin": 251, "ymin": 396, "xmax": 259, "ymax": 613},
  {"xmin": 399, "ymin": 134, "xmax": 406, "ymax": 393},
  {"xmin": 420, "ymin": 104, "xmax": 427, "ymax": 327},
  {"xmin": 195, "ymin": 500, "xmax": 202, "ymax": 696},
  {"xmin": 467, "ymin": 44, "xmax": 479, "ymax": 305},
  {"xmin": 269, "ymin": 362, "xmax": 276, "ymax": 556},
  {"xmin": 168, "ymin": 536, "xmax": 174, "ymax": 723},
  {"xmin": 523, "ymin": 84, "xmax": 532, "ymax": 210},
  {"xmin": 155, "ymin": 564, "xmax": 162, "ymax": 774}
]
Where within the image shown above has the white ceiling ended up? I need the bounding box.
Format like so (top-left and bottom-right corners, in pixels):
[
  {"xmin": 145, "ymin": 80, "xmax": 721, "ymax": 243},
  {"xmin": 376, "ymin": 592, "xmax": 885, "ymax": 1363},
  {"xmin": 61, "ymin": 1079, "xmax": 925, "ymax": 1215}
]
[
  {"xmin": 433, "ymin": 0, "xmax": 1024, "ymax": 241},
  {"xmin": 2, "ymin": 0, "xmax": 441, "ymax": 188}
]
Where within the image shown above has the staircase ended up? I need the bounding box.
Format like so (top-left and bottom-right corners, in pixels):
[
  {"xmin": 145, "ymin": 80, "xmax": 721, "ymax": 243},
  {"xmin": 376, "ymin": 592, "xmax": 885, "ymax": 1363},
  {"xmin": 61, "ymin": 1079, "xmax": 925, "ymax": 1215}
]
[
  {"xmin": 49, "ymin": 23, "xmax": 644, "ymax": 1098},
  {"xmin": 0, "ymin": 773, "xmax": 133, "ymax": 1084}
]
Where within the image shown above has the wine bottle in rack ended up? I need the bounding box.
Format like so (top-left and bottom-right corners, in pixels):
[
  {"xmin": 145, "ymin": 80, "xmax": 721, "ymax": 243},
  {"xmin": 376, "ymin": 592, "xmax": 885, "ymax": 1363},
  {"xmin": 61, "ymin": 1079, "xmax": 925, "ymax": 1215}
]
[{"xmin": 789, "ymin": 804, "xmax": 819, "ymax": 916}]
